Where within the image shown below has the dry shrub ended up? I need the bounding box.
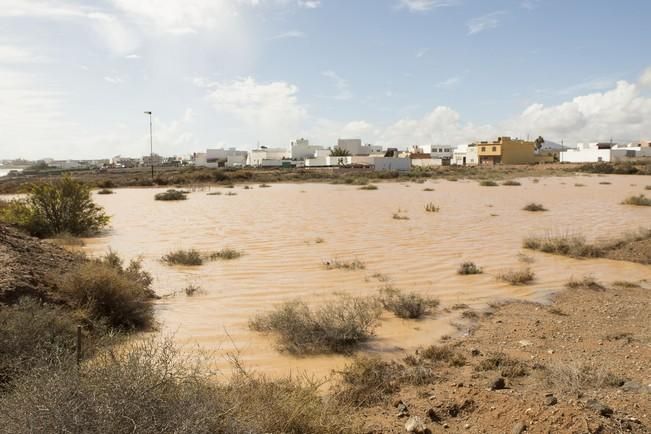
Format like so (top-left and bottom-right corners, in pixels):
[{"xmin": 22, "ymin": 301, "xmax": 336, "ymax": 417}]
[
  {"xmin": 424, "ymin": 202, "xmax": 439, "ymax": 212},
  {"xmin": 502, "ymin": 180, "xmax": 521, "ymax": 186},
  {"xmin": 0, "ymin": 337, "xmax": 360, "ymax": 434},
  {"xmin": 208, "ymin": 248, "xmax": 242, "ymax": 260},
  {"xmin": 476, "ymin": 353, "xmax": 528, "ymax": 378},
  {"xmin": 162, "ymin": 249, "xmax": 203, "ymax": 266},
  {"xmin": 97, "ymin": 188, "xmax": 113, "ymax": 195},
  {"xmin": 457, "ymin": 261, "xmax": 482, "ymax": 275},
  {"xmin": 566, "ymin": 275, "xmax": 605, "ymax": 290},
  {"xmin": 420, "ymin": 345, "xmax": 466, "ymax": 367},
  {"xmin": 359, "ymin": 184, "xmax": 378, "ymax": 190},
  {"xmin": 249, "ymin": 296, "xmax": 382, "ymax": 354},
  {"xmin": 59, "ymin": 252, "xmax": 155, "ymax": 331},
  {"xmin": 497, "ymin": 268, "xmax": 535, "ymax": 285},
  {"xmin": 0, "ymin": 298, "xmax": 77, "ymax": 387},
  {"xmin": 612, "ymin": 280, "xmax": 641, "ymax": 288},
  {"xmin": 621, "ymin": 194, "xmax": 651, "ymax": 206},
  {"xmin": 379, "ymin": 287, "xmax": 439, "ymax": 319},
  {"xmin": 333, "ymin": 356, "xmax": 436, "ymax": 406},
  {"xmin": 184, "ymin": 284, "xmax": 205, "ymax": 296},
  {"xmin": 522, "ymin": 202, "xmax": 547, "ymax": 212},
  {"xmin": 322, "ymin": 258, "xmax": 365, "ymax": 271},
  {"xmin": 523, "ymin": 234, "xmax": 602, "ymax": 258},
  {"xmin": 544, "ymin": 361, "xmax": 626, "ymax": 393},
  {"xmin": 479, "ymin": 180, "xmax": 498, "ymax": 187},
  {"xmin": 154, "ymin": 189, "xmax": 187, "ymax": 201}
]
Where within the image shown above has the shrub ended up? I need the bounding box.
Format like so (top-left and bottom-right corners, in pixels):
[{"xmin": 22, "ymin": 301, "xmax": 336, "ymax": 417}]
[
  {"xmin": 646, "ymin": 185, "xmax": 651, "ymax": 190},
  {"xmin": 566, "ymin": 275, "xmax": 605, "ymax": 290},
  {"xmin": 184, "ymin": 284, "xmax": 205, "ymax": 296},
  {"xmin": 208, "ymin": 248, "xmax": 243, "ymax": 260},
  {"xmin": 497, "ymin": 268, "xmax": 535, "ymax": 285},
  {"xmin": 259, "ymin": 183, "xmax": 271, "ymax": 188},
  {"xmin": 457, "ymin": 261, "xmax": 482, "ymax": 275},
  {"xmin": 420, "ymin": 345, "xmax": 466, "ymax": 367},
  {"xmin": 479, "ymin": 180, "xmax": 498, "ymax": 187},
  {"xmin": 424, "ymin": 202, "xmax": 439, "ymax": 212},
  {"xmin": 162, "ymin": 249, "xmax": 203, "ymax": 266},
  {"xmin": 599, "ymin": 181, "xmax": 611, "ymax": 185},
  {"xmin": 523, "ymin": 234, "xmax": 602, "ymax": 258},
  {"xmin": 476, "ymin": 353, "xmax": 528, "ymax": 378},
  {"xmin": 392, "ymin": 210, "xmax": 409, "ymax": 220},
  {"xmin": 154, "ymin": 189, "xmax": 187, "ymax": 201},
  {"xmin": 359, "ymin": 184, "xmax": 378, "ymax": 190},
  {"xmin": 0, "ymin": 175, "xmax": 109, "ymax": 237},
  {"xmin": 0, "ymin": 337, "xmax": 359, "ymax": 434},
  {"xmin": 502, "ymin": 180, "xmax": 521, "ymax": 186},
  {"xmin": 59, "ymin": 253, "xmax": 155, "ymax": 330},
  {"xmin": 379, "ymin": 287, "xmax": 439, "ymax": 319},
  {"xmin": 322, "ymin": 258, "xmax": 365, "ymax": 271},
  {"xmin": 0, "ymin": 298, "xmax": 77, "ymax": 386},
  {"xmin": 423, "ymin": 187, "xmax": 435, "ymax": 191},
  {"xmin": 207, "ymin": 191, "xmax": 222, "ymax": 196},
  {"xmin": 544, "ymin": 361, "xmax": 626, "ymax": 393},
  {"xmin": 523, "ymin": 202, "xmax": 547, "ymax": 212},
  {"xmin": 97, "ymin": 188, "xmax": 113, "ymax": 195},
  {"xmin": 249, "ymin": 296, "xmax": 382, "ymax": 354},
  {"xmin": 333, "ymin": 357, "xmax": 401, "ymax": 405},
  {"xmin": 621, "ymin": 194, "xmax": 651, "ymax": 206}
]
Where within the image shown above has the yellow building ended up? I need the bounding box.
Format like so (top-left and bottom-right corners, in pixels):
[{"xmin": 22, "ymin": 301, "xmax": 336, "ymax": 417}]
[{"xmin": 474, "ymin": 137, "xmax": 554, "ymax": 165}]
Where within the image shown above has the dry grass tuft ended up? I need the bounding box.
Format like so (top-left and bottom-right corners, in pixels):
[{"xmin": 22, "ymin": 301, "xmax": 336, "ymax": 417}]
[
  {"xmin": 522, "ymin": 202, "xmax": 547, "ymax": 212},
  {"xmin": 457, "ymin": 261, "xmax": 482, "ymax": 275},
  {"xmin": 479, "ymin": 180, "xmax": 498, "ymax": 187},
  {"xmin": 565, "ymin": 275, "xmax": 605, "ymax": 291},
  {"xmin": 424, "ymin": 202, "xmax": 440, "ymax": 212},
  {"xmin": 162, "ymin": 249, "xmax": 203, "ymax": 266},
  {"xmin": 359, "ymin": 184, "xmax": 378, "ymax": 190},
  {"xmin": 476, "ymin": 353, "xmax": 528, "ymax": 378},
  {"xmin": 502, "ymin": 180, "xmax": 521, "ymax": 186},
  {"xmin": 622, "ymin": 194, "xmax": 651, "ymax": 206},
  {"xmin": 209, "ymin": 248, "xmax": 243, "ymax": 260},
  {"xmin": 497, "ymin": 268, "xmax": 535, "ymax": 285},
  {"xmin": 154, "ymin": 189, "xmax": 187, "ymax": 201},
  {"xmin": 544, "ymin": 361, "xmax": 626, "ymax": 393},
  {"xmin": 323, "ymin": 258, "xmax": 365, "ymax": 271},
  {"xmin": 379, "ymin": 287, "xmax": 439, "ymax": 319}
]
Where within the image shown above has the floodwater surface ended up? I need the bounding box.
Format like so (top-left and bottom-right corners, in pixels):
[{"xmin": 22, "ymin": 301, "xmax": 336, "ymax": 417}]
[{"xmin": 82, "ymin": 175, "xmax": 651, "ymax": 377}]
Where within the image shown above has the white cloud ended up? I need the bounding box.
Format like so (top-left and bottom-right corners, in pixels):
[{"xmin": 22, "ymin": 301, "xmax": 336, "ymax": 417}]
[
  {"xmin": 521, "ymin": 0, "xmax": 541, "ymax": 10},
  {"xmin": 398, "ymin": 0, "xmax": 459, "ymax": 12},
  {"xmin": 125, "ymin": 53, "xmax": 140, "ymax": 59},
  {"xmin": 298, "ymin": 0, "xmax": 320, "ymax": 8},
  {"xmin": 639, "ymin": 67, "xmax": 651, "ymax": 88},
  {"xmin": 416, "ymin": 47, "xmax": 429, "ymax": 58},
  {"xmin": 202, "ymin": 77, "xmax": 307, "ymax": 145},
  {"xmin": 0, "ymin": 44, "xmax": 44, "ymax": 63},
  {"xmin": 467, "ymin": 11, "xmax": 506, "ymax": 35},
  {"xmin": 436, "ymin": 76, "xmax": 461, "ymax": 88},
  {"xmin": 272, "ymin": 30, "xmax": 305, "ymax": 39},
  {"xmin": 103, "ymin": 75, "xmax": 124, "ymax": 84},
  {"xmin": 322, "ymin": 70, "xmax": 352, "ymax": 100}
]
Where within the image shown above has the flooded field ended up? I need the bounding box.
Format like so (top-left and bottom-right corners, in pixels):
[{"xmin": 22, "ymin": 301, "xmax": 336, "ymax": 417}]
[{"xmin": 82, "ymin": 175, "xmax": 650, "ymax": 377}]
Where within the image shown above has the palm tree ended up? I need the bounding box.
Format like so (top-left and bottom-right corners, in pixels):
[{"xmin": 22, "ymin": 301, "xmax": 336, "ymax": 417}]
[
  {"xmin": 330, "ymin": 147, "xmax": 351, "ymax": 157},
  {"xmin": 534, "ymin": 136, "xmax": 545, "ymax": 152}
]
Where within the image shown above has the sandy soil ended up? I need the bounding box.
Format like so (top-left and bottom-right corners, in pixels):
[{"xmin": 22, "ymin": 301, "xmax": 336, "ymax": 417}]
[{"xmin": 356, "ymin": 281, "xmax": 650, "ymax": 433}]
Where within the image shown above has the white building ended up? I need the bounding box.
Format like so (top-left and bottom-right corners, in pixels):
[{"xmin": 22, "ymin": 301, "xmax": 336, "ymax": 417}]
[
  {"xmin": 336, "ymin": 139, "xmax": 382, "ymax": 156},
  {"xmin": 560, "ymin": 143, "xmax": 613, "ymax": 163},
  {"xmin": 412, "ymin": 145, "xmax": 453, "ymax": 160},
  {"xmin": 195, "ymin": 148, "xmax": 248, "ymax": 168},
  {"xmin": 248, "ymin": 147, "xmax": 290, "ymax": 167},
  {"xmin": 290, "ymin": 138, "xmax": 325, "ymax": 160},
  {"xmin": 305, "ymin": 155, "xmax": 353, "ymax": 167}
]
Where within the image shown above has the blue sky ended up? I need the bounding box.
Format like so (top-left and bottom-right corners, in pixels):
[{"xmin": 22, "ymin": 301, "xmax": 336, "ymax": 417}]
[{"xmin": 1, "ymin": 0, "xmax": 650, "ymax": 159}]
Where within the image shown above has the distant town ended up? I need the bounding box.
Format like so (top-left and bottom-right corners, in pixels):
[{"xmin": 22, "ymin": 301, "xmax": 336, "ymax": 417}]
[{"xmin": 2, "ymin": 136, "xmax": 650, "ymax": 174}]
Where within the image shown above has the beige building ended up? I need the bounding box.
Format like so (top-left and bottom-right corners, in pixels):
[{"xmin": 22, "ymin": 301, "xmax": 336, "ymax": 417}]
[{"xmin": 474, "ymin": 137, "xmax": 554, "ymax": 165}]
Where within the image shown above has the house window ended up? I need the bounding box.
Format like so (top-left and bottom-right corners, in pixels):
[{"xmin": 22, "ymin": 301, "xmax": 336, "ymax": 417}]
[
  {"xmin": 492, "ymin": 146, "xmax": 496, "ymax": 152},
  {"xmin": 481, "ymin": 147, "xmax": 486, "ymax": 152}
]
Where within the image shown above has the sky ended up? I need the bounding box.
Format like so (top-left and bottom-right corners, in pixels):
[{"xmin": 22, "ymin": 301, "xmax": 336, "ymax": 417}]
[{"xmin": 1, "ymin": 0, "xmax": 651, "ymax": 160}]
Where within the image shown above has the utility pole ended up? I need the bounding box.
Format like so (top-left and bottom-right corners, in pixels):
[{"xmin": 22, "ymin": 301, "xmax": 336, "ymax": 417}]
[{"xmin": 144, "ymin": 111, "xmax": 153, "ymax": 180}]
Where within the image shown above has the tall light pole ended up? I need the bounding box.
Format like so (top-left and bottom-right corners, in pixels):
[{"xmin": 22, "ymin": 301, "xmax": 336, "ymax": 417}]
[{"xmin": 144, "ymin": 111, "xmax": 153, "ymax": 180}]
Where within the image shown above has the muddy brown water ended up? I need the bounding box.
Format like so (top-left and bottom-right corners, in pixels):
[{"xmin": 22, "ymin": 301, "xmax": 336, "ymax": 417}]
[{"xmin": 77, "ymin": 175, "xmax": 650, "ymax": 378}]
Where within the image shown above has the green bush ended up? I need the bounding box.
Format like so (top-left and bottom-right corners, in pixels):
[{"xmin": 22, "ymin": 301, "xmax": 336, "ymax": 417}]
[
  {"xmin": 0, "ymin": 175, "xmax": 109, "ymax": 237},
  {"xmin": 59, "ymin": 252, "xmax": 155, "ymax": 330},
  {"xmin": 249, "ymin": 296, "xmax": 382, "ymax": 354}
]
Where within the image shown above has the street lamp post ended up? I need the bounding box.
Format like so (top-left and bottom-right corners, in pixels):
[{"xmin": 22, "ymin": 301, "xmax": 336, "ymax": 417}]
[{"xmin": 144, "ymin": 111, "xmax": 153, "ymax": 180}]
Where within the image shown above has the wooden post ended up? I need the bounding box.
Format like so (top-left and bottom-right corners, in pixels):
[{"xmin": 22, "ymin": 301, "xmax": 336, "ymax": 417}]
[{"xmin": 76, "ymin": 325, "xmax": 82, "ymax": 365}]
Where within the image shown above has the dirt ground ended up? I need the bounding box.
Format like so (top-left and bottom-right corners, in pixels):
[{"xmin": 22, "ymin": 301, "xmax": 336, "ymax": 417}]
[{"xmin": 355, "ymin": 281, "xmax": 650, "ymax": 433}]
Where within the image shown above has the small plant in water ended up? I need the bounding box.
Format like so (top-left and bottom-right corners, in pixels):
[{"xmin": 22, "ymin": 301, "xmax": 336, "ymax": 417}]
[
  {"xmin": 379, "ymin": 286, "xmax": 439, "ymax": 319},
  {"xmin": 497, "ymin": 268, "xmax": 535, "ymax": 285},
  {"xmin": 209, "ymin": 248, "xmax": 243, "ymax": 260},
  {"xmin": 97, "ymin": 188, "xmax": 114, "ymax": 195},
  {"xmin": 392, "ymin": 209, "xmax": 409, "ymax": 220},
  {"xmin": 359, "ymin": 185, "xmax": 378, "ymax": 190},
  {"xmin": 259, "ymin": 183, "xmax": 271, "ymax": 188},
  {"xmin": 423, "ymin": 187, "xmax": 435, "ymax": 192},
  {"xmin": 502, "ymin": 180, "xmax": 521, "ymax": 186},
  {"xmin": 621, "ymin": 194, "xmax": 651, "ymax": 206},
  {"xmin": 323, "ymin": 258, "xmax": 366, "ymax": 271},
  {"xmin": 424, "ymin": 202, "xmax": 439, "ymax": 213},
  {"xmin": 457, "ymin": 262, "xmax": 482, "ymax": 275},
  {"xmin": 155, "ymin": 189, "xmax": 187, "ymax": 201},
  {"xmin": 162, "ymin": 249, "xmax": 203, "ymax": 266},
  {"xmin": 184, "ymin": 284, "xmax": 205, "ymax": 296},
  {"xmin": 479, "ymin": 180, "xmax": 498, "ymax": 187},
  {"xmin": 523, "ymin": 203, "xmax": 547, "ymax": 212}
]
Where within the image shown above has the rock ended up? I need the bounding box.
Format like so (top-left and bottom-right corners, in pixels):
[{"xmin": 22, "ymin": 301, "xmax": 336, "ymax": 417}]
[
  {"xmin": 512, "ymin": 421, "xmax": 527, "ymax": 433},
  {"xmin": 464, "ymin": 423, "xmax": 471, "ymax": 429},
  {"xmin": 544, "ymin": 396, "xmax": 558, "ymax": 406},
  {"xmin": 426, "ymin": 408, "xmax": 441, "ymax": 423},
  {"xmin": 405, "ymin": 416, "xmax": 427, "ymax": 433},
  {"xmin": 586, "ymin": 399, "xmax": 613, "ymax": 417},
  {"xmin": 621, "ymin": 381, "xmax": 643, "ymax": 392},
  {"xmin": 518, "ymin": 340, "xmax": 533, "ymax": 347},
  {"xmin": 489, "ymin": 377, "xmax": 506, "ymax": 390},
  {"xmin": 471, "ymin": 348, "xmax": 481, "ymax": 356},
  {"xmin": 396, "ymin": 400, "xmax": 410, "ymax": 418}
]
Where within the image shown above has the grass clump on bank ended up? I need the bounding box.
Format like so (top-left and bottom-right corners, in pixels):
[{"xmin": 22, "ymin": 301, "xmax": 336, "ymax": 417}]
[
  {"xmin": 523, "ymin": 234, "xmax": 602, "ymax": 258},
  {"xmin": 379, "ymin": 287, "xmax": 439, "ymax": 319},
  {"xmin": 457, "ymin": 261, "xmax": 482, "ymax": 275},
  {"xmin": 359, "ymin": 184, "xmax": 378, "ymax": 190},
  {"xmin": 497, "ymin": 268, "xmax": 535, "ymax": 285},
  {"xmin": 523, "ymin": 202, "xmax": 547, "ymax": 212},
  {"xmin": 249, "ymin": 296, "xmax": 382, "ymax": 354},
  {"xmin": 479, "ymin": 180, "xmax": 498, "ymax": 187},
  {"xmin": 424, "ymin": 202, "xmax": 439, "ymax": 212},
  {"xmin": 97, "ymin": 188, "xmax": 114, "ymax": 194},
  {"xmin": 566, "ymin": 275, "xmax": 605, "ymax": 291},
  {"xmin": 154, "ymin": 189, "xmax": 188, "ymax": 201},
  {"xmin": 621, "ymin": 194, "xmax": 651, "ymax": 206},
  {"xmin": 60, "ymin": 251, "xmax": 155, "ymax": 331},
  {"xmin": 502, "ymin": 180, "xmax": 521, "ymax": 186},
  {"xmin": 323, "ymin": 258, "xmax": 365, "ymax": 271},
  {"xmin": 162, "ymin": 249, "xmax": 203, "ymax": 266},
  {"xmin": 392, "ymin": 209, "xmax": 409, "ymax": 220},
  {"xmin": 0, "ymin": 175, "xmax": 109, "ymax": 237},
  {"xmin": 476, "ymin": 353, "xmax": 529, "ymax": 378},
  {"xmin": 209, "ymin": 248, "xmax": 243, "ymax": 260}
]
